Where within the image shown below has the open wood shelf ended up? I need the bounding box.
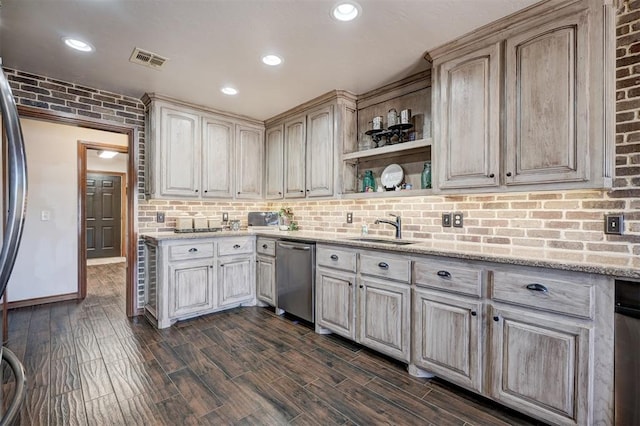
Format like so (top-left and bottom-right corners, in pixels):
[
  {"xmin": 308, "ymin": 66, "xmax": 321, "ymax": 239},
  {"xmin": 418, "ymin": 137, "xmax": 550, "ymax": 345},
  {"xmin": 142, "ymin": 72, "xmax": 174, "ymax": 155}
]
[{"xmin": 342, "ymin": 138, "xmax": 432, "ymax": 162}]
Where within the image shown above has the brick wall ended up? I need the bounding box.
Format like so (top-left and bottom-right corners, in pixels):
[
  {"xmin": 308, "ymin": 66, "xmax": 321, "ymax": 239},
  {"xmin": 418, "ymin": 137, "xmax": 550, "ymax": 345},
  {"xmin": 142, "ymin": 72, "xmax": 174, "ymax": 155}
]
[{"xmin": 4, "ymin": 2, "xmax": 639, "ymax": 311}]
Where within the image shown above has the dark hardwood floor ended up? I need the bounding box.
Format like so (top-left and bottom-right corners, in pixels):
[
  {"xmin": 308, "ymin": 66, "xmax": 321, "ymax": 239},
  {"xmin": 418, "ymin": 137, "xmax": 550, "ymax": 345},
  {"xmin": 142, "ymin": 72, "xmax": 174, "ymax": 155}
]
[{"xmin": 2, "ymin": 262, "xmax": 544, "ymax": 425}]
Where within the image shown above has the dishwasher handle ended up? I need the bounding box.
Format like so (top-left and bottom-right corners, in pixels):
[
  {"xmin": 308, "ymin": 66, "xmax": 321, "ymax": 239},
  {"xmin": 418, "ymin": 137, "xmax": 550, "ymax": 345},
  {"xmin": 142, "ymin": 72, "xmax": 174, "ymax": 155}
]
[{"xmin": 278, "ymin": 242, "xmax": 311, "ymax": 251}]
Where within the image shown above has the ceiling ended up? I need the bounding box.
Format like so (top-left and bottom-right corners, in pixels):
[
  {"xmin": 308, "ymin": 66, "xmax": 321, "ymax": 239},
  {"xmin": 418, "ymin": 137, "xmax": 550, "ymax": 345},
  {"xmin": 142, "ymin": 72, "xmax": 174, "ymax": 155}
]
[{"xmin": 1, "ymin": 0, "xmax": 538, "ymax": 121}]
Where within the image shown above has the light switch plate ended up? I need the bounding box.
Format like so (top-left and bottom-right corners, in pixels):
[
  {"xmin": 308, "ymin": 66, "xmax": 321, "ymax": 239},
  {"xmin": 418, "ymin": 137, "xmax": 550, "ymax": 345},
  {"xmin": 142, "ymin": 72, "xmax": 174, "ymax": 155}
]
[
  {"xmin": 156, "ymin": 212, "xmax": 165, "ymax": 223},
  {"xmin": 442, "ymin": 213, "xmax": 452, "ymax": 227},
  {"xmin": 605, "ymin": 214, "xmax": 623, "ymax": 235},
  {"xmin": 453, "ymin": 212, "xmax": 464, "ymax": 228},
  {"xmin": 222, "ymin": 212, "xmax": 229, "ymax": 222},
  {"xmin": 346, "ymin": 212, "xmax": 353, "ymax": 223}
]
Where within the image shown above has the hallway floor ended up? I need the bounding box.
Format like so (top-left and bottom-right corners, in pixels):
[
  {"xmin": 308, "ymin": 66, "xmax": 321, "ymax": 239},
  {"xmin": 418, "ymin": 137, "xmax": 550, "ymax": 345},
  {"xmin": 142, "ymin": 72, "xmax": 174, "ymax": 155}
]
[{"xmin": 2, "ymin": 262, "xmax": 543, "ymax": 425}]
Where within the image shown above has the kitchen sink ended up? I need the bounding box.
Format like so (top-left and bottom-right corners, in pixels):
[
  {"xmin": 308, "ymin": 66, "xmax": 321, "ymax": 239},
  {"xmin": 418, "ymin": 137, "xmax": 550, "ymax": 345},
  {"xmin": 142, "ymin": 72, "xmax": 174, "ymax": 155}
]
[{"xmin": 345, "ymin": 237, "xmax": 416, "ymax": 245}]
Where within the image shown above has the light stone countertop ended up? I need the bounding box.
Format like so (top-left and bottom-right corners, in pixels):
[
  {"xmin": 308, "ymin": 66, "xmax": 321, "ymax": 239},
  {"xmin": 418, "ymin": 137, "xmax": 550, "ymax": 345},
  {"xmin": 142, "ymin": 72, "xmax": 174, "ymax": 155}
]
[{"xmin": 141, "ymin": 229, "xmax": 640, "ymax": 280}]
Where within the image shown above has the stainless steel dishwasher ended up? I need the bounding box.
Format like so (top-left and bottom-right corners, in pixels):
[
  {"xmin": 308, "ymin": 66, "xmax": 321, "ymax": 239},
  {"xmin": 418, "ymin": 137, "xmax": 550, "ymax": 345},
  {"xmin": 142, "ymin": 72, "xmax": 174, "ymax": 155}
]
[
  {"xmin": 615, "ymin": 279, "xmax": 640, "ymax": 425},
  {"xmin": 276, "ymin": 240, "xmax": 316, "ymax": 322}
]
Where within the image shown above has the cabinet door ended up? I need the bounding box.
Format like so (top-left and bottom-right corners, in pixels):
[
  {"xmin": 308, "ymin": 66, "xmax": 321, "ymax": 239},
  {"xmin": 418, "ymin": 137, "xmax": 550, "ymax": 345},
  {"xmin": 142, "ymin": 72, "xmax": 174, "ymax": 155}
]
[
  {"xmin": 505, "ymin": 12, "xmax": 588, "ymax": 185},
  {"xmin": 160, "ymin": 106, "xmax": 200, "ymax": 196},
  {"xmin": 218, "ymin": 256, "xmax": 254, "ymax": 307},
  {"xmin": 437, "ymin": 43, "xmax": 500, "ymax": 189},
  {"xmin": 284, "ymin": 115, "xmax": 306, "ymax": 198},
  {"xmin": 306, "ymin": 105, "xmax": 334, "ymax": 197},
  {"xmin": 265, "ymin": 125, "xmax": 284, "ymax": 199},
  {"xmin": 168, "ymin": 260, "xmax": 214, "ymax": 318},
  {"xmin": 235, "ymin": 125, "xmax": 264, "ymax": 199},
  {"xmin": 358, "ymin": 277, "xmax": 410, "ymax": 362},
  {"xmin": 413, "ymin": 288, "xmax": 483, "ymax": 392},
  {"xmin": 202, "ymin": 116, "xmax": 234, "ymax": 198},
  {"xmin": 490, "ymin": 305, "xmax": 592, "ymax": 425},
  {"xmin": 256, "ymin": 256, "xmax": 275, "ymax": 306},
  {"xmin": 316, "ymin": 267, "xmax": 355, "ymax": 340}
]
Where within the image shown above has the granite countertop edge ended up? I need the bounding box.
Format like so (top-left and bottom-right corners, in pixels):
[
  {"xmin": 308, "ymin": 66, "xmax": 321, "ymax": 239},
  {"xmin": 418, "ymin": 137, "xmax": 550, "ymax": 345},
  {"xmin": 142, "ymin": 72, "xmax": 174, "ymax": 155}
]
[{"xmin": 140, "ymin": 230, "xmax": 639, "ymax": 280}]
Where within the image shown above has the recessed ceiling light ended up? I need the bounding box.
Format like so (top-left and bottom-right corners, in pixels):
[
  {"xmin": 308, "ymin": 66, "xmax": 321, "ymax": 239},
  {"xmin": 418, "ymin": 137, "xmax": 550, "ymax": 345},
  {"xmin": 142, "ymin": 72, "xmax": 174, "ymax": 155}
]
[
  {"xmin": 97, "ymin": 150, "xmax": 118, "ymax": 159},
  {"xmin": 221, "ymin": 87, "xmax": 238, "ymax": 96},
  {"xmin": 62, "ymin": 37, "xmax": 94, "ymax": 52},
  {"xmin": 332, "ymin": 2, "xmax": 361, "ymax": 21},
  {"xmin": 262, "ymin": 54, "xmax": 283, "ymax": 66}
]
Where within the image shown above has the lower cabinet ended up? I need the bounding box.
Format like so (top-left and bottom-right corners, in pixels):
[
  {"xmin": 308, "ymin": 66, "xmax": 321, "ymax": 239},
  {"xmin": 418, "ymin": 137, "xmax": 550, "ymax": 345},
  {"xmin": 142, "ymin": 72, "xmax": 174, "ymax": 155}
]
[
  {"xmin": 316, "ymin": 267, "xmax": 356, "ymax": 340},
  {"xmin": 315, "ymin": 247, "xmax": 410, "ymax": 362},
  {"xmin": 168, "ymin": 259, "xmax": 215, "ymax": 318},
  {"xmin": 144, "ymin": 236, "xmax": 256, "ymax": 329},
  {"xmin": 412, "ymin": 288, "xmax": 483, "ymax": 392},
  {"xmin": 489, "ymin": 305, "xmax": 592, "ymax": 426},
  {"xmin": 218, "ymin": 256, "xmax": 254, "ymax": 307},
  {"xmin": 359, "ymin": 277, "xmax": 410, "ymax": 361},
  {"xmin": 256, "ymin": 255, "xmax": 276, "ymax": 306}
]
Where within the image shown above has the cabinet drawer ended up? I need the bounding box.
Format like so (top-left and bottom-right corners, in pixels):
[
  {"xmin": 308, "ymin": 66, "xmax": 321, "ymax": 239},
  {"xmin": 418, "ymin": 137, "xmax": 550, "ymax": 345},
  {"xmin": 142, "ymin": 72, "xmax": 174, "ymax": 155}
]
[
  {"xmin": 491, "ymin": 270, "xmax": 594, "ymax": 319},
  {"xmin": 414, "ymin": 259, "xmax": 484, "ymax": 297},
  {"xmin": 168, "ymin": 242, "xmax": 215, "ymax": 261},
  {"xmin": 256, "ymin": 237, "xmax": 276, "ymax": 257},
  {"xmin": 360, "ymin": 252, "xmax": 410, "ymax": 283},
  {"xmin": 317, "ymin": 246, "xmax": 357, "ymax": 272},
  {"xmin": 218, "ymin": 237, "xmax": 254, "ymax": 256}
]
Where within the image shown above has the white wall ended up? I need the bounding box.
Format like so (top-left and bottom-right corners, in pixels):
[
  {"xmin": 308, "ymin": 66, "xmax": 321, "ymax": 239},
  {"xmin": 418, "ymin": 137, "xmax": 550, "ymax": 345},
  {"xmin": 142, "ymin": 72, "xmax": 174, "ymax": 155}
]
[{"xmin": 8, "ymin": 118, "xmax": 127, "ymax": 302}]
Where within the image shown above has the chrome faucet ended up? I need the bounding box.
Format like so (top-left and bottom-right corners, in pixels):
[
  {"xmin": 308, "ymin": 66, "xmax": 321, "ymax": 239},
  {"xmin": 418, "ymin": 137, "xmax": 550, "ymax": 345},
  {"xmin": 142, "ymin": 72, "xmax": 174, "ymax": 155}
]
[{"xmin": 375, "ymin": 214, "xmax": 402, "ymax": 239}]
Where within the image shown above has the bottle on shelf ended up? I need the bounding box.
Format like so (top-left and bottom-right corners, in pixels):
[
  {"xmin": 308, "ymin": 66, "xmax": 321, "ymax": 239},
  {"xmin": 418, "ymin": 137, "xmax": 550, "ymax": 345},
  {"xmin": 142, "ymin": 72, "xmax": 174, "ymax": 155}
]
[
  {"xmin": 362, "ymin": 170, "xmax": 377, "ymax": 192},
  {"xmin": 421, "ymin": 161, "xmax": 432, "ymax": 189}
]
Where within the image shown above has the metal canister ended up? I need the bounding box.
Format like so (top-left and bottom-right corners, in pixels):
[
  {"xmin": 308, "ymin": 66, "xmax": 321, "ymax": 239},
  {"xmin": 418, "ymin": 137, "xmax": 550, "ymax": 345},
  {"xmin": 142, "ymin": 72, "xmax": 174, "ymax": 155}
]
[
  {"xmin": 372, "ymin": 116, "xmax": 383, "ymax": 130},
  {"xmin": 387, "ymin": 109, "xmax": 398, "ymax": 127},
  {"xmin": 400, "ymin": 109, "xmax": 412, "ymax": 124}
]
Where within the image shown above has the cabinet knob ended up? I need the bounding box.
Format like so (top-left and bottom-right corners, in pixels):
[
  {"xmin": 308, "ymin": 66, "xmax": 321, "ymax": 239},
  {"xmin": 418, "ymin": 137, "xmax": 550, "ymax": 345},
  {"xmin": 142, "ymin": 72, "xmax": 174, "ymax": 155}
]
[
  {"xmin": 204, "ymin": 190, "xmax": 208, "ymax": 193},
  {"xmin": 489, "ymin": 173, "xmax": 495, "ymax": 178},
  {"xmin": 299, "ymin": 190, "xmax": 304, "ymax": 193},
  {"xmin": 209, "ymin": 265, "xmax": 213, "ymax": 269},
  {"xmin": 359, "ymin": 285, "xmax": 364, "ymax": 289},
  {"xmin": 348, "ymin": 282, "xmax": 352, "ymax": 287},
  {"xmin": 262, "ymin": 244, "xmax": 268, "ymax": 249},
  {"xmin": 195, "ymin": 189, "xmax": 199, "ymax": 193},
  {"xmin": 188, "ymin": 248, "xmax": 198, "ymax": 253},
  {"xmin": 471, "ymin": 311, "xmax": 477, "ymax": 316},
  {"xmin": 278, "ymin": 192, "xmax": 282, "ymax": 195},
  {"xmin": 220, "ymin": 264, "xmax": 224, "ymax": 267},
  {"xmin": 306, "ymin": 189, "xmax": 309, "ymax": 192},
  {"xmin": 378, "ymin": 262, "xmax": 389, "ymax": 270},
  {"xmin": 493, "ymin": 316, "xmax": 500, "ymax": 322},
  {"xmin": 436, "ymin": 270, "xmax": 451, "ymax": 279},
  {"xmin": 506, "ymin": 172, "xmax": 512, "ymax": 177},
  {"xmin": 237, "ymin": 191, "xmax": 241, "ymax": 195},
  {"xmin": 233, "ymin": 244, "xmax": 241, "ymax": 249},
  {"xmin": 330, "ymin": 254, "xmax": 339, "ymax": 260}
]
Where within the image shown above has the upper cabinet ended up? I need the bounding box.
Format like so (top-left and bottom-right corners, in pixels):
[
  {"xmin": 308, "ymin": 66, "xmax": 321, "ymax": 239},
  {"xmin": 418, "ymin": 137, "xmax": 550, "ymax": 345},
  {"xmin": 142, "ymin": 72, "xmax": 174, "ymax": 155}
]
[
  {"xmin": 431, "ymin": 0, "xmax": 614, "ymax": 192},
  {"xmin": 504, "ymin": 12, "xmax": 588, "ymax": 186},
  {"xmin": 265, "ymin": 125, "xmax": 284, "ymax": 199},
  {"xmin": 144, "ymin": 94, "xmax": 265, "ymax": 200},
  {"xmin": 437, "ymin": 43, "xmax": 500, "ymax": 190},
  {"xmin": 265, "ymin": 91, "xmax": 356, "ymax": 200}
]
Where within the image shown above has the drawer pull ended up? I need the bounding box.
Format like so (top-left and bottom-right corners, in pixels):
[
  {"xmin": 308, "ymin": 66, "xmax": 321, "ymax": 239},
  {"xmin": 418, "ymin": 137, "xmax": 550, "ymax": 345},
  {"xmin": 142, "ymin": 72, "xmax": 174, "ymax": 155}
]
[
  {"xmin": 526, "ymin": 283, "xmax": 549, "ymax": 293},
  {"xmin": 378, "ymin": 262, "xmax": 389, "ymax": 270},
  {"xmin": 262, "ymin": 244, "xmax": 268, "ymax": 249},
  {"xmin": 437, "ymin": 270, "xmax": 451, "ymax": 279},
  {"xmin": 330, "ymin": 254, "xmax": 339, "ymax": 260},
  {"xmin": 493, "ymin": 316, "xmax": 500, "ymax": 322},
  {"xmin": 233, "ymin": 244, "xmax": 241, "ymax": 249},
  {"xmin": 188, "ymin": 248, "xmax": 198, "ymax": 253},
  {"xmin": 471, "ymin": 311, "xmax": 477, "ymax": 316}
]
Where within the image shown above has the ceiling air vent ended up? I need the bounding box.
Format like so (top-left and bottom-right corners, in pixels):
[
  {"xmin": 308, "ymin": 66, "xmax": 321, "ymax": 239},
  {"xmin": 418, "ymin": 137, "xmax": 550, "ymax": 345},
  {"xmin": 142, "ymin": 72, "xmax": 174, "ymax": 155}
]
[{"xmin": 129, "ymin": 47, "xmax": 168, "ymax": 70}]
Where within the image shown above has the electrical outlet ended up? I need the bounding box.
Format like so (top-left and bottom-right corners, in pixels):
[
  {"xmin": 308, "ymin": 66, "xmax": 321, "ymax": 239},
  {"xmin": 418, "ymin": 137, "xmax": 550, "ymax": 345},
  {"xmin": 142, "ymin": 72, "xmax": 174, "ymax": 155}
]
[
  {"xmin": 156, "ymin": 211, "xmax": 165, "ymax": 223},
  {"xmin": 453, "ymin": 212, "xmax": 464, "ymax": 228},
  {"xmin": 442, "ymin": 213, "xmax": 452, "ymax": 227},
  {"xmin": 346, "ymin": 212, "xmax": 353, "ymax": 224},
  {"xmin": 222, "ymin": 212, "xmax": 229, "ymax": 222},
  {"xmin": 605, "ymin": 214, "xmax": 623, "ymax": 235}
]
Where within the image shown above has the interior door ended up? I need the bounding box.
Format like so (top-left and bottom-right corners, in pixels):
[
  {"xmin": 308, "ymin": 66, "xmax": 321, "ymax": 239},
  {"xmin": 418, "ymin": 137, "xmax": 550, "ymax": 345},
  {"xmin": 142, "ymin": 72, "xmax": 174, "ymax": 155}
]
[{"xmin": 86, "ymin": 172, "xmax": 122, "ymax": 259}]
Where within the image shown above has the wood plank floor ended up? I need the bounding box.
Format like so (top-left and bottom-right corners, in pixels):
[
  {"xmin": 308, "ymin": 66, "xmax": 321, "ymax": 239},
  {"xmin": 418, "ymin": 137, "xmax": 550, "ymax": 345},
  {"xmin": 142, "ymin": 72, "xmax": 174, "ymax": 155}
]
[{"xmin": 2, "ymin": 262, "xmax": 546, "ymax": 425}]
